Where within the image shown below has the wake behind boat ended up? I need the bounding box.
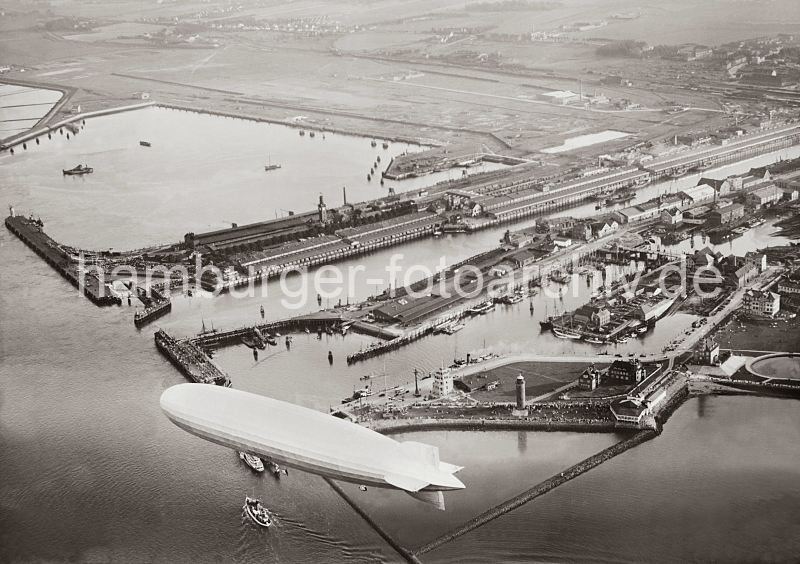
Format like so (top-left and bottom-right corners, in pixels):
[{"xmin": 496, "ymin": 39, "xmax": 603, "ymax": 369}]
[{"xmin": 243, "ymin": 497, "xmax": 272, "ymax": 527}]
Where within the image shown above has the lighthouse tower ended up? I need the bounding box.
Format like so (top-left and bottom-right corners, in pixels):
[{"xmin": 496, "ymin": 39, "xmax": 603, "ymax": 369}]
[
  {"xmin": 513, "ymin": 373, "xmax": 528, "ymax": 416},
  {"xmin": 515, "ymin": 374, "xmax": 526, "ymax": 409},
  {"xmin": 317, "ymin": 194, "xmax": 328, "ymax": 224}
]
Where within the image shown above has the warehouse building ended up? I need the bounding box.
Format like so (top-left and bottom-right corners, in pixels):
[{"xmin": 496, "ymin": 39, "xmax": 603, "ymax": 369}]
[{"xmin": 707, "ymin": 203, "xmax": 745, "ymax": 226}]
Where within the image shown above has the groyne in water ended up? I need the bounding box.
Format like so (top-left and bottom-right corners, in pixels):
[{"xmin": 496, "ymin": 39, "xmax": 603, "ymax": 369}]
[
  {"xmin": 413, "ymin": 429, "xmax": 658, "ymax": 556},
  {"xmin": 323, "ymin": 477, "xmax": 423, "ymax": 564}
]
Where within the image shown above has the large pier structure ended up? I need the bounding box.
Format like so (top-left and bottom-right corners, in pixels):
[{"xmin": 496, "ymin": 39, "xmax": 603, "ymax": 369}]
[
  {"xmin": 154, "ymin": 329, "xmax": 230, "ymax": 386},
  {"xmin": 4, "ymin": 213, "xmax": 121, "ymax": 306}
]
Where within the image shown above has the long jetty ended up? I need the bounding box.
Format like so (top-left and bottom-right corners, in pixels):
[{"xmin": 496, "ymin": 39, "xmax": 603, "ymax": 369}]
[
  {"xmin": 191, "ymin": 312, "xmax": 397, "ymax": 350},
  {"xmin": 5, "ymin": 214, "xmax": 121, "ymax": 306},
  {"xmin": 413, "ymin": 429, "xmax": 658, "ymax": 556},
  {"xmin": 323, "ymin": 478, "xmax": 423, "ymax": 564}
]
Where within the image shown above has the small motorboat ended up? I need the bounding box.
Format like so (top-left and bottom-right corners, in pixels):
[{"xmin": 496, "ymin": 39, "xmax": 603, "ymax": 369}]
[
  {"xmin": 239, "ymin": 452, "xmax": 265, "ymax": 472},
  {"xmin": 139, "ymin": 141, "xmax": 151, "ymax": 147},
  {"xmin": 267, "ymin": 461, "xmax": 282, "ymax": 476},
  {"xmin": 244, "ymin": 497, "xmax": 272, "ymax": 527},
  {"xmin": 63, "ymin": 164, "xmax": 93, "ymax": 175}
]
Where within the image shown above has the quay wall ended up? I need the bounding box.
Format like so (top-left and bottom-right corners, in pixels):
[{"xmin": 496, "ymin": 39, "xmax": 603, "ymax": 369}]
[
  {"xmin": 0, "ymin": 102, "xmax": 154, "ymax": 151},
  {"xmin": 369, "ymin": 417, "xmax": 618, "ymax": 434}
]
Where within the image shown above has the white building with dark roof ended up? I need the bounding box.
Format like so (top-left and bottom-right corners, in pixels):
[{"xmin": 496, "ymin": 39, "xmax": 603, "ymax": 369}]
[{"xmin": 742, "ymin": 288, "xmax": 780, "ymax": 317}]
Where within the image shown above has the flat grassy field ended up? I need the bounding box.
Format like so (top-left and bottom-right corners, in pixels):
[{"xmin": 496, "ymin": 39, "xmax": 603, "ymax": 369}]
[{"xmin": 462, "ymin": 361, "xmax": 607, "ymax": 402}]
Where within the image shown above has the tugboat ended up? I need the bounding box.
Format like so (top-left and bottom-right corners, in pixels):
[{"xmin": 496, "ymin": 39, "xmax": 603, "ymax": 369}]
[
  {"xmin": 239, "ymin": 452, "xmax": 265, "ymax": 472},
  {"xmin": 243, "ymin": 497, "xmax": 272, "ymax": 528},
  {"xmin": 62, "ymin": 164, "xmax": 93, "ymax": 175}
]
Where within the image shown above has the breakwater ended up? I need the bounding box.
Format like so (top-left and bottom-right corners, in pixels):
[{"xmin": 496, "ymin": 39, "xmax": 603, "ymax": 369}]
[
  {"xmin": 323, "ymin": 478, "xmax": 422, "ymax": 564},
  {"xmin": 413, "ymin": 429, "xmax": 658, "ymax": 556}
]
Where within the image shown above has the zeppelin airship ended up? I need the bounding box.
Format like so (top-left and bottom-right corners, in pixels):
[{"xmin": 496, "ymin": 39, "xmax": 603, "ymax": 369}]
[{"xmin": 160, "ymin": 383, "xmax": 465, "ymax": 509}]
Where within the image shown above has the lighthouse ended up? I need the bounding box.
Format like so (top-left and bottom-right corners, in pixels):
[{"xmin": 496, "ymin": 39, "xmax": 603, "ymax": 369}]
[
  {"xmin": 317, "ymin": 193, "xmax": 328, "ymax": 224},
  {"xmin": 513, "ymin": 373, "xmax": 528, "ymax": 416}
]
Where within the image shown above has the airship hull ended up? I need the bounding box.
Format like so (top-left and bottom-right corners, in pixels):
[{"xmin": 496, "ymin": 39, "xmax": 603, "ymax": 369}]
[{"xmin": 160, "ymin": 384, "xmax": 465, "ymax": 497}]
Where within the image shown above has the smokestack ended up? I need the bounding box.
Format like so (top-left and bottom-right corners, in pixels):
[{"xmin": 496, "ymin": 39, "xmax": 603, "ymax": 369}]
[{"xmin": 343, "ymin": 186, "xmax": 347, "ymax": 206}]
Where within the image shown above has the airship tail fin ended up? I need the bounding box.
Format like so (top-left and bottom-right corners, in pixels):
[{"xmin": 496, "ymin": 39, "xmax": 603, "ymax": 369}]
[
  {"xmin": 438, "ymin": 462, "xmax": 464, "ymax": 474},
  {"xmin": 406, "ymin": 490, "xmax": 446, "ymax": 511},
  {"xmin": 384, "ymin": 472, "xmax": 428, "ymax": 492},
  {"xmin": 399, "ymin": 441, "xmax": 440, "ymax": 466}
]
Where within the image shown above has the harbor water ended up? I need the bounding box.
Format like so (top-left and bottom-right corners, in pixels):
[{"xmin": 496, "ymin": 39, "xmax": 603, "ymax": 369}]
[{"xmin": 2, "ymin": 108, "xmax": 800, "ymax": 562}]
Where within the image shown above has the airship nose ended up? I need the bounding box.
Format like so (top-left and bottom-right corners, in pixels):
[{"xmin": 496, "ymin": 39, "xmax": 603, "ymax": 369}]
[{"xmin": 160, "ymin": 383, "xmax": 195, "ymax": 417}]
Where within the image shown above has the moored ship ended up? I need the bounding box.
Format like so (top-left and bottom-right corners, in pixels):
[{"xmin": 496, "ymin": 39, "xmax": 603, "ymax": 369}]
[
  {"xmin": 62, "ymin": 164, "xmax": 93, "ymax": 175},
  {"xmin": 239, "ymin": 452, "xmax": 265, "ymax": 472}
]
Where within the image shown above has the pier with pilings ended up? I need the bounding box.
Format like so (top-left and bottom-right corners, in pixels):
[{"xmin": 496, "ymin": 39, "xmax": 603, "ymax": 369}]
[{"xmin": 190, "ymin": 312, "xmax": 398, "ymax": 350}]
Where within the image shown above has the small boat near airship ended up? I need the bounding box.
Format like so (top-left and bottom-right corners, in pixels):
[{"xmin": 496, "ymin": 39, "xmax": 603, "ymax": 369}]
[
  {"xmin": 243, "ymin": 497, "xmax": 272, "ymax": 527},
  {"xmin": 160, "ymin": 383, "xmax": 465, "ymax": 509}
]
